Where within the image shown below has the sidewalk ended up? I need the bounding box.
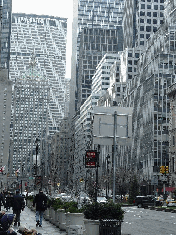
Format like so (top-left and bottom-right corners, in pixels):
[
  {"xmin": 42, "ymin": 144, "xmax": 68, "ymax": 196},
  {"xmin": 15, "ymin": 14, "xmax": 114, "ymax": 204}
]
[{"xmin": 7, "ymin": 207, "xmax": 66, "ymax": 235}]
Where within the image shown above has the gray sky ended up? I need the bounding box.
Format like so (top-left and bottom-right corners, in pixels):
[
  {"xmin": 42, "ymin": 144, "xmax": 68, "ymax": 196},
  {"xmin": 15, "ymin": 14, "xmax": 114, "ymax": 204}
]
[{"xmin": 12, "ymin": 0, "xmax": 73, "ymax": 78}]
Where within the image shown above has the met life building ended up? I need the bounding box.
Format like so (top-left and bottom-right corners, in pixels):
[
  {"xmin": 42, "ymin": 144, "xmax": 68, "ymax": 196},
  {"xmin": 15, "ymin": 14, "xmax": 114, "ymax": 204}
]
[{"xmin": 9, "ymin": 14, "xmax": 68, "ymax": 180}]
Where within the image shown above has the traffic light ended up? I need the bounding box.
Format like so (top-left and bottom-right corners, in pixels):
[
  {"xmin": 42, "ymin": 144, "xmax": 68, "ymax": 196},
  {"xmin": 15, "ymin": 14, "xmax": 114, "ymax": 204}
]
[
  {"xmin": 165, "ymin": 166, "xmax": 169, "ymax": 174},
  {"xmin": 160, "ymin": 166, "xmax": 165, "ymax": 174}
]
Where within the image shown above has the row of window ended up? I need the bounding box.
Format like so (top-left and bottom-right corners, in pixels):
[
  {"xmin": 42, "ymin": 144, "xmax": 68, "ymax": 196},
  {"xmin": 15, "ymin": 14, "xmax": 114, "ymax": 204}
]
[
  {"xmin": 140, "ymin": 11, "xmax": 164, "ymax": 17},
  {"xmin": 141, "ymin": 4, "xmax": 164, "ymax": 10}
]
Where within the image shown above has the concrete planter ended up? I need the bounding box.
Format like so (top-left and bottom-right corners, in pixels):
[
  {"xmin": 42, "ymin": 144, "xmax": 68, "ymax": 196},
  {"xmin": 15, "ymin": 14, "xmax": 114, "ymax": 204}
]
[
  {"xmin": 44, "ymin": 208, "xmax": 50, "ymax": 221},
  {"xmin": 83, "ymin": 219, "xmax": 100, "ymax": 235},
  {"xmin": 58, "ymin": 209, "xmax": 66, "ymax": 231},
  {"xmin": 65, "ymin": 213, "xmax": 84, "ymax": 234},
  {"xmin": 49, "ymin": 207, "xmax": 56, "ymax": 224}
]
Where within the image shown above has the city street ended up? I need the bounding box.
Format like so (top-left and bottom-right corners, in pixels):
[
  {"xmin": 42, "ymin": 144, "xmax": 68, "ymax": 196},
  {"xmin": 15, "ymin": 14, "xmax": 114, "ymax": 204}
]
[{"xmin": 121, "ymin": 206, "xmax": 176, "ymax": 235}]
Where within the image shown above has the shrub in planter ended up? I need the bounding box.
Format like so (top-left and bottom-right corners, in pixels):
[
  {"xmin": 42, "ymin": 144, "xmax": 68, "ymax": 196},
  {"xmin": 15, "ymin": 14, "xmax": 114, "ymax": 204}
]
[
  {"xmin": 51, "ymin": 198, "xmax": 64, "ymax": 211},
  {"xmin": 83, "ymin": 202, "xmax": 124, "ymax": 221},
  {"xmin": 63, "ymin": 201, "xmax": 83, "ymax": 213}
]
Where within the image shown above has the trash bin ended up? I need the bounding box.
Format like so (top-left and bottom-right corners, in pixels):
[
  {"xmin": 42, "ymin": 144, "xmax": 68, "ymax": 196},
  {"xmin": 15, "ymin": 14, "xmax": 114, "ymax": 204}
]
[{"xmin": 99, "ymin": 219, "xmax": 121, "ymax": 235}]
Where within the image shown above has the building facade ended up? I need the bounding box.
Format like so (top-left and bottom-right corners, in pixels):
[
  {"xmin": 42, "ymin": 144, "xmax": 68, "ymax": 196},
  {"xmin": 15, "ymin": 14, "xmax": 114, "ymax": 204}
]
[
  {"xmin": 123, "ymin": 0, "xmax": 165, "ymax": 50},
  {"xmin": 10, "ymin": 13, "xmax": 68, "ymax": 136},
  {"xmin": 75, "ymin": 0, "xmax": 125, "ymax": 110},
  {"xmin": 0, "ymin": 69, "xmax": 12, "ymax": 188},
  {"xmin": 0, "ymin": 0, "xmax": 12, "ymax": 71},
  {"xmin": 77, "ymin": 27, "xmax": 123, "ymax": 109},
  {"xmin": 9, "ymin": 57, "xmax": 50, "ymax": 189}
]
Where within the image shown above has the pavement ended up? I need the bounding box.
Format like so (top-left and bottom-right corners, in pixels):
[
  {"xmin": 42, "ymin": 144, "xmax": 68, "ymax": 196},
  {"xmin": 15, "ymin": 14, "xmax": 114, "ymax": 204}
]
[{"xmin": 5, "ymin": 206, "xmax": 66, "ymax": 235}]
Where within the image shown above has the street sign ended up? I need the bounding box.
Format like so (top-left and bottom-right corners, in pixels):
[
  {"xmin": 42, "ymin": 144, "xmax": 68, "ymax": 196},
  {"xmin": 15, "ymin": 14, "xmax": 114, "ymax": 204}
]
[{"xmin": 85, "ymin": 150, "xmax": 98, "ymax": 168}]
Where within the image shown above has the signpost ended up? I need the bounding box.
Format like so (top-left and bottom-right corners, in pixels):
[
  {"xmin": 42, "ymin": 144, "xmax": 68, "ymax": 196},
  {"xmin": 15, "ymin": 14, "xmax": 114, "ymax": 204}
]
[{"xmin": 85, "ymin": 150, "xmax": 99, "ymax": 202}]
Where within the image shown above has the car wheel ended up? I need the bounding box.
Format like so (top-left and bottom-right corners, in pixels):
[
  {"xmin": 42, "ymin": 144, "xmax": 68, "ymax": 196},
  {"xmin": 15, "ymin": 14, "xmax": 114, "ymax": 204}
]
[{"xmin": 138, "ymin": 204, "xmax": 142, "ymax": 208}]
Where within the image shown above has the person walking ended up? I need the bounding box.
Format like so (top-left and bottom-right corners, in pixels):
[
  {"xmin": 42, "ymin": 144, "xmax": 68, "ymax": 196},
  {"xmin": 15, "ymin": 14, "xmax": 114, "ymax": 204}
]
[
  {"xmin": 33, "ymin": 189, "xmax": 47, "ymax": 227},
  {"xmin": 0, "ymin": 192, "xmax": 5, "ymax": 211},
  {"xmin": 12, "ymin": 190, "xmax": 25, "ymax": 226}
]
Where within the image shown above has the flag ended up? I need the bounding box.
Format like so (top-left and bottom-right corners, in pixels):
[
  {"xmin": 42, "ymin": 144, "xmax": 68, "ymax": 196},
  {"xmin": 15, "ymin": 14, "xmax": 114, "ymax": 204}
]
[
  {"xmin": 0, "ymin": 166, "xmax": 5, "ymax": 173},
  {"xmin": 15, "ymin": 169, "xmax": 20, "ymax": 176}
]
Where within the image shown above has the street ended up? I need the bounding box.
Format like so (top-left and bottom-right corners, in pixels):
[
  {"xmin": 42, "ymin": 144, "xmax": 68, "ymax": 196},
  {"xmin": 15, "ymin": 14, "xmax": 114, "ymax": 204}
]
[{"xmin": 121, "ymin": 206, "xmax": 176, "ymax": 235}]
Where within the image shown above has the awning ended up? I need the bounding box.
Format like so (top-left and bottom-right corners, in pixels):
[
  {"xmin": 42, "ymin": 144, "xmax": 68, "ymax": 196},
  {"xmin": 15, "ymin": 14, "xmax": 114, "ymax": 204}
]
[{"xmin": 162, "ymin": 187, "xmax": 176, "ymax": 192}]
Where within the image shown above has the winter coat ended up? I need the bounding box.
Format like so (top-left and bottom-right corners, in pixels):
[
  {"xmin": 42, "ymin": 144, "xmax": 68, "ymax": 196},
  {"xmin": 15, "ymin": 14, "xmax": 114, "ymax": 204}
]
[
  {"xmin": 12, "ymin": 194, "xmax": 25, "ymax": 212},
  {"xmin": 33, "ymin": 192, "xmax": 47, "ymax": 211}
]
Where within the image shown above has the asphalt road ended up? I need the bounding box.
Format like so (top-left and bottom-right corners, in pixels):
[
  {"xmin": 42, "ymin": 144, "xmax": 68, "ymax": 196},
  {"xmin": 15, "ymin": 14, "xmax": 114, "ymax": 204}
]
[{"xmin": 121, "ymin": 206, "xmax": 176, "ymax": 235}]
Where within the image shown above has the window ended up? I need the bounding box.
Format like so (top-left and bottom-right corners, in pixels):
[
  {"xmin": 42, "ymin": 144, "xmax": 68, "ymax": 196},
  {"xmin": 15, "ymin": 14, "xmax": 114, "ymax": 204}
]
[
  {"xmin": 128, "ymin": 60, "xmax": 132, "ymax": 65},
  {"xmin": 128, "ymin": 67, "xmax": 132, "ymax": 72},
  {"xmin": 153, "ymin": 12, "xmax": 157, "ymax": 17},
  {"xmin": 140, "ymin": 11, "xmax": 145, "ymax": 16},
  {"xmin": 147, "ymin": 12, "xmax": 151, "ymax": 17},
  {"xmin": 147, "ymin": 5, "xmax": 151, "ymax": 9},
  {"xmin": 173, "ymin": 136, "xmax": 175, "ymax": 145},
  {"xmin": 141, "ymin": 4, "xmax": 145, "ymax": 9},
  {"xmin": 153, "ymin": 19, "xmax": 157, "ymax": 24},
  {"xmin": 146, "ymin": 34, "xmax": 150, "ymax": 39},
  {"xmin": 153, "ymin": 27, "xmax": 157, "ymax": 32},
  {"xmin": 154, "ymin": 5, "xmax": 158, "ymax": 10},
  {"xmin": 117, "ymin": 87, "xmax": 120, "ymax": 92},
  {"xmin": 146, "ymin": 26, "xmax": 151, "ymax": 32},
  {"xmin": 140, "ymin": 34, "xmax": 144, "ymax": 38},
  {"xmin": 128, "ymin": 53, "xmax": 132, "ymax": 57},
  {"xmin": 160, "ymin": 5, "xmax": 164, "ymax": 10},
  {"xmin": 160, "ymin": 12, "xmax": 164, "ymax": 17},
  {"xmin": 135, "ymin": 53, "xmax": 139, "ymax": 58},
  {"xmin": 140, "ymin": 18, "xmax": 144, "ymax": 23},
  {"xmin": 147, "ymin": 19, "xmax": 151, "ymax": 24},
  {"xmin": 140, "ymin": 41, "xmax": 144, "ymax": 45},
  {"xmin": 140, "ymin": 26, "xmax": 144, "ymax": 31}
]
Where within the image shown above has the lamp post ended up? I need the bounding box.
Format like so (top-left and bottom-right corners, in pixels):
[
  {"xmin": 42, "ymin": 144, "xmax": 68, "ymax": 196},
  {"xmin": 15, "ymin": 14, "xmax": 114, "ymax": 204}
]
[
  {"xmin": 106, "ymin": 154, "xmax": 110, "ymax": 198},
  {"xmin": 35, "ymin": 138, "xmax": 39, "ymax": 176}
]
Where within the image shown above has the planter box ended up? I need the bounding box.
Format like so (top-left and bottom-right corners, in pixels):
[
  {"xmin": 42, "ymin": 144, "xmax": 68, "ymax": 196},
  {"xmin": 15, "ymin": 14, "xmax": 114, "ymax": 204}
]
[
  {"xmin": 66, "ymin": 213, "xmax": 84, "ymax": 234},
  {"xmin": 83, "ymin": 219, "xmax": 100, "ymax": 235},
  {"xmin": 44, "ymin": 208, "xmax": 50, "ymax": 221},
  {"xmin": 58, "ymin": 209, "xmax": 66, "ymax": 231},
  {"xmin": 49, "ymin": 207, "xmax": 57, "ymax": 225}
]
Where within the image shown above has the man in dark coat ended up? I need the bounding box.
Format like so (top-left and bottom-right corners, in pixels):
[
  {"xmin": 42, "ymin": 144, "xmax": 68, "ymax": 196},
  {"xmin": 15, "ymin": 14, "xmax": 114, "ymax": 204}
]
[
  {"xmin": 12, "ymin": 190, "xmax": 25, "ymax": 226},
  {"xmin": 0, "ymin": 193, "xmax": 5, "ymax": 211},
  {"xmin": 33, "ymin": 189, "xmax": 47, "ymax": 227}
]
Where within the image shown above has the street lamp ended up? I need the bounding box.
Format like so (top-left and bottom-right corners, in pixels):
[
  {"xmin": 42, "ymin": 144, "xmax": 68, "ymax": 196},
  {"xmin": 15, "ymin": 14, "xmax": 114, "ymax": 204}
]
[
  {"xmin": 106, "ymin": 154, "xmax": 110, "ymax": 198},
  {"xmin": 35, "ymin": 138, "xmax": 39, "ymax": 176}
]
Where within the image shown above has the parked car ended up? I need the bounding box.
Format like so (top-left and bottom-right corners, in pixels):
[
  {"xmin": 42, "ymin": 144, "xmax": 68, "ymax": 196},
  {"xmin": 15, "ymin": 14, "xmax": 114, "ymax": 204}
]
[
  {"xmin": 134, "ymin": 195, "xmax": 162, "ymax": 208},
  {"xmin": 97, "ymin": 196, "xmax": 107, "ymax": 203}
]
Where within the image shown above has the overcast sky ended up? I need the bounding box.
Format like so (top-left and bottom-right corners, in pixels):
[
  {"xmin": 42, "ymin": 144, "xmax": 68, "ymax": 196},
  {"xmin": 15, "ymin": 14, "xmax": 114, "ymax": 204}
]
[{"xmin": 12, "ymin": 0, "xmax": 73, "ymax": 78}]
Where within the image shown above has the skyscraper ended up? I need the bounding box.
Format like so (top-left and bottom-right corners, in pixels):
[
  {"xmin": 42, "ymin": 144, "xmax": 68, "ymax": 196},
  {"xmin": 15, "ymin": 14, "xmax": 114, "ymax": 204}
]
[
  {"xmin": 10, "ymin": 13, "xmax": 68, "ymax": 136},
  {"xmin": 0, "ymin": 0, "xmax": 12, "ymax": 70},
  {"xmin": 9, "ymin": 57, "xmax": 50, "ymax": 179},
  {"xmin": 74, "ymin": 0, "xmax": 125, "ymax": 110},
  {"xmin": 123, "ymin": 0, "xmax": 165, "ymax": 50}
]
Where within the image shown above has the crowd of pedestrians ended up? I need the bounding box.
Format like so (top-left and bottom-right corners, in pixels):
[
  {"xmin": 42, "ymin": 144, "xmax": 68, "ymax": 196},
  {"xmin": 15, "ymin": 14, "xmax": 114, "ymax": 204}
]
[{"xmin": 0, "ymin": 189, "xmax": 47, "ymax": 235}]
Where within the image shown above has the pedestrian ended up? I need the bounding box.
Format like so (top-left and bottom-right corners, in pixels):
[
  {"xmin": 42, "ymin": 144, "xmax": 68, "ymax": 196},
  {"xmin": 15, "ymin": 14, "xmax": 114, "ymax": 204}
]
[
  {"xmin": 0, "ymin": 193, "xmax": 5, "ymax": 212},
  {"xmin": 12, "ymin": 190, "xmax": 25, "ymax": 227},
  {"xmin": 33, "ymin": 189, "xmax": 47, "ymax": 227}
]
